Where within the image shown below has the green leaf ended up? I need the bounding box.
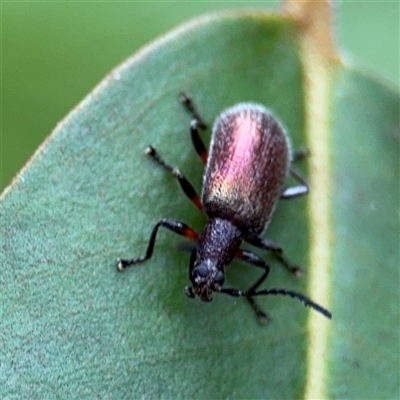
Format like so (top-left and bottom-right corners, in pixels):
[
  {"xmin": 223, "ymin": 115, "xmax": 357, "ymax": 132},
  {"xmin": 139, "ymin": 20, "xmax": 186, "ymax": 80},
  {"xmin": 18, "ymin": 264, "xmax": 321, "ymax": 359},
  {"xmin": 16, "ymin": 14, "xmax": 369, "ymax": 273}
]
[
  {"xmin": 328, "ymin": 68, "xmax": 399, "ymax": 398},
  {"xmin": 1, "ymin": 10, "xmax": 398, "ymax": 399}
]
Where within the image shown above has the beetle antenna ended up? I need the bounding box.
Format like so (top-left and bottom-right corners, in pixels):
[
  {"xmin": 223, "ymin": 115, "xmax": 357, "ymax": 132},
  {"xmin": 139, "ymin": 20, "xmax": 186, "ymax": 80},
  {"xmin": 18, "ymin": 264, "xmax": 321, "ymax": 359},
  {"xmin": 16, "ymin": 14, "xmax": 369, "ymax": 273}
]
[
  {"xmin": 220, "ymin": 287, "xmax": 332, "ymax": 319},
  {"xmin": 253, "ymin": 288, "xmax": 332, "ymax": 319}
]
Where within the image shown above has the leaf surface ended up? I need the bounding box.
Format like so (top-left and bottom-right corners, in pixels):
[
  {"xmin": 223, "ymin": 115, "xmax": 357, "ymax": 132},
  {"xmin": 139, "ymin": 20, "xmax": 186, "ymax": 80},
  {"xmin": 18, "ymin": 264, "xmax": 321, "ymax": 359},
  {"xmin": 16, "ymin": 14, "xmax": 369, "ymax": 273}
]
[{"xmin": 1, "ymin": 11, "xmax": 398, "ymax": 399}]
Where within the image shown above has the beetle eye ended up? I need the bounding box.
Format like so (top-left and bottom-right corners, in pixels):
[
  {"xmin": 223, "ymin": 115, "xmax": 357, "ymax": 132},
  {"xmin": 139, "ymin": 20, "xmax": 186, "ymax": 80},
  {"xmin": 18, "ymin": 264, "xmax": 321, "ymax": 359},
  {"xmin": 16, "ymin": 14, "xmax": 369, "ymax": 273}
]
[
  {"xmin": 214, "ymin": 270, "xmax": 224, "ymax": 285},
  {"xmin": 194, "ymin": 263, "xmax": 208, "ymax": 278}
]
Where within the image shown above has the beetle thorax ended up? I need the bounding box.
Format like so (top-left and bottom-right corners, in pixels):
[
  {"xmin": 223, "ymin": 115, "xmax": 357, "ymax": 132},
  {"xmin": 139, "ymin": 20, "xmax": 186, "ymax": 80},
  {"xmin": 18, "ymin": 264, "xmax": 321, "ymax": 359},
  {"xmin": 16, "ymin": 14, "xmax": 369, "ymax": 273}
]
[
  {"xmin": 197, "ymin": 218, "xmax": 242, "ymax": 265},
  {"xmin": 189, "ymin": 218, "xmax": 242, "ymax": 301}
]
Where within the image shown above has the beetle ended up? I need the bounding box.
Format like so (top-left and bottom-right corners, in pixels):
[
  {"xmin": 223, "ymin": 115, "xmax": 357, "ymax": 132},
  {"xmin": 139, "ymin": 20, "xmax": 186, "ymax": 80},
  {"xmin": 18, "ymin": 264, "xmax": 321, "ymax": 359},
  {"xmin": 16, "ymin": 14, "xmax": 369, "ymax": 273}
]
[{"xmin": 117, "ymin": 93, "xmax": 332, "ymax": 322}]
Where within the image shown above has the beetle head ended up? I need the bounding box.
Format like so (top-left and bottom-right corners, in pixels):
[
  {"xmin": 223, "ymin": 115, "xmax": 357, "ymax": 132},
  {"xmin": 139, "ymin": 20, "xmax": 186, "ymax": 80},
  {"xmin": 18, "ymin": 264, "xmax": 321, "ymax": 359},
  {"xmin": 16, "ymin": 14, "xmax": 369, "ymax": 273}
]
[{"xmin": 185, "ymin": 251, "xmax": 225, "ymax": 302}]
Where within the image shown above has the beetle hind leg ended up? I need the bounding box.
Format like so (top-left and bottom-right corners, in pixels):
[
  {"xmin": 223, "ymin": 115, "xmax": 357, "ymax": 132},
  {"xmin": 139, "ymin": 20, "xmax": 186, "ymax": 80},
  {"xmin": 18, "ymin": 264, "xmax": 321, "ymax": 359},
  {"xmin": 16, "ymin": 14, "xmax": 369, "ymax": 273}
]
[
  {"xmin": 281, "ymin": 167, "xmax": 309, "ymax": 199},
  {"xmin": 291, "ymin": 147, "xmax": 310, "ymax": 163},
  {"xmin": 281, "ymin": 147, "xmax": 310, "ymax": 200}
]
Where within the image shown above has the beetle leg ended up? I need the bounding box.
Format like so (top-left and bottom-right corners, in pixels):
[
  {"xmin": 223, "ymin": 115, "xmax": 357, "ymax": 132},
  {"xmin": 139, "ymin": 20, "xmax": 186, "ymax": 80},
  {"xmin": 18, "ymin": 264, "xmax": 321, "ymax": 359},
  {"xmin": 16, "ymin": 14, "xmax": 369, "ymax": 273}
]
[
  {"xmin": 117, "ymin": 218, "xmax": 198, "ymax": 270},
  {"xmin": 145, "ymin": 146, "xmax": 203, "ymax": 211},
  {"xmin": 180, "ymin": 92, "xmax": 208, "ymax": 165},
  {"xmin": 235, "ymin": 249, "xmax": 270, "ymax": 271},
  {"xmin": 281, "ymin": 147, "xmax": 310, "ymax": 199},
  {"xmin": 243, "ymin": 236, "xmax": 302, "ymax": 276},
  {"xmin": 291, "ymin": 147, "xmax": 310, "ymax": 163},
  {"xmin": 189, "ymin": 120, "xmax": 208, "ymax": 165},
  {"xmin": 179, "ymin": 91, "xmax": 207, "ymax": 129},
  {"xmin": 281, "ymin": 167, "xmax": 309, "ymax": 199},
  {"xmin": 234, "ymin": 249, "xmax": 271, "ymax": 322}
]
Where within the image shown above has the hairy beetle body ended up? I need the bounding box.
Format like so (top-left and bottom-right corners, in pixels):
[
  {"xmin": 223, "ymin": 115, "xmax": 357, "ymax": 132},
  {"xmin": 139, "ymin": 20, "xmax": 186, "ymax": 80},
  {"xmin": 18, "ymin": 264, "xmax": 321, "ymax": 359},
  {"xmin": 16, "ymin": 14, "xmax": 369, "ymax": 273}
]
[
  {"xmin": 203, "ymin": 103, "xmax": 290, "ymax": 235},
  {"xmin": 117, "ymin": 93, "xmax": 332, "ymax": 323}
]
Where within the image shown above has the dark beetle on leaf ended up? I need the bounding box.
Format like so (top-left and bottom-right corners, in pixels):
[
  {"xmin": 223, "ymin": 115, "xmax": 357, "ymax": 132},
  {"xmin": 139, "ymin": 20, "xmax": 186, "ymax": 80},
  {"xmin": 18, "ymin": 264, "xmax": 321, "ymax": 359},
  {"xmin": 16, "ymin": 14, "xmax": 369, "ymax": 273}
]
[{"xmin": 117, "ymin": 93, "xmax": 332, "ymax": 323}]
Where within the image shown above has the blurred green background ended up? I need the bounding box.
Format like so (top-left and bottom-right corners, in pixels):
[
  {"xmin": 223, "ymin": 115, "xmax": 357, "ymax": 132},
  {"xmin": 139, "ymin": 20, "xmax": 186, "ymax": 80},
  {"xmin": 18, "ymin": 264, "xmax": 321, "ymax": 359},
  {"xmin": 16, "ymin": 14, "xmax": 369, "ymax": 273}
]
[{"xmin": 1, "ymin": 1, "xmax": 399, "ymax": 191}]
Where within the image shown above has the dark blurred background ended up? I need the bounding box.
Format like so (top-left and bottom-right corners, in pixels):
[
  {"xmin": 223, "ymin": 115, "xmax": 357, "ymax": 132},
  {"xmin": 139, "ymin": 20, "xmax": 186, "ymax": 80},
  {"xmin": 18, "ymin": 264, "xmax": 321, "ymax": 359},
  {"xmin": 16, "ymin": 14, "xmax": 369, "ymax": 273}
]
[{"xmin": 2, "ymin": 1, "xmax": 399, "ymax": 191}]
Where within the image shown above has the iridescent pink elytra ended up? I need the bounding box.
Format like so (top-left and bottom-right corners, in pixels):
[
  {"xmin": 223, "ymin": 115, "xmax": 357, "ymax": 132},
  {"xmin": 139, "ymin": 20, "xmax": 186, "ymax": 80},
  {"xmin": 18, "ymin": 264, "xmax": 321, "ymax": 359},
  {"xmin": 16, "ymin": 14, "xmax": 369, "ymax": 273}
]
[
  {"xmin": 203, "ymin": 103, "xmax": 291, "ymax": 236},
  {"xmin": 117, "ymin": 93, "xmax": 332, "ymax": 323}
]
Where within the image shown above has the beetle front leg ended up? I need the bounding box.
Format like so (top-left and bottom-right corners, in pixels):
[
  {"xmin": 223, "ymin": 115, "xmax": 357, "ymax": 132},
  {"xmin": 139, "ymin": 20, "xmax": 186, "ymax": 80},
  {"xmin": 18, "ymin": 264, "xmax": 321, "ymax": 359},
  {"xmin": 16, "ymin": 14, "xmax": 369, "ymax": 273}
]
[
  {"xmin": 117, "ymin": 218, "xmax": 198, "ymax": 270},
  {"xmin": 234, "ymin": 249, "xmax": 272, "ymax": 322}
]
